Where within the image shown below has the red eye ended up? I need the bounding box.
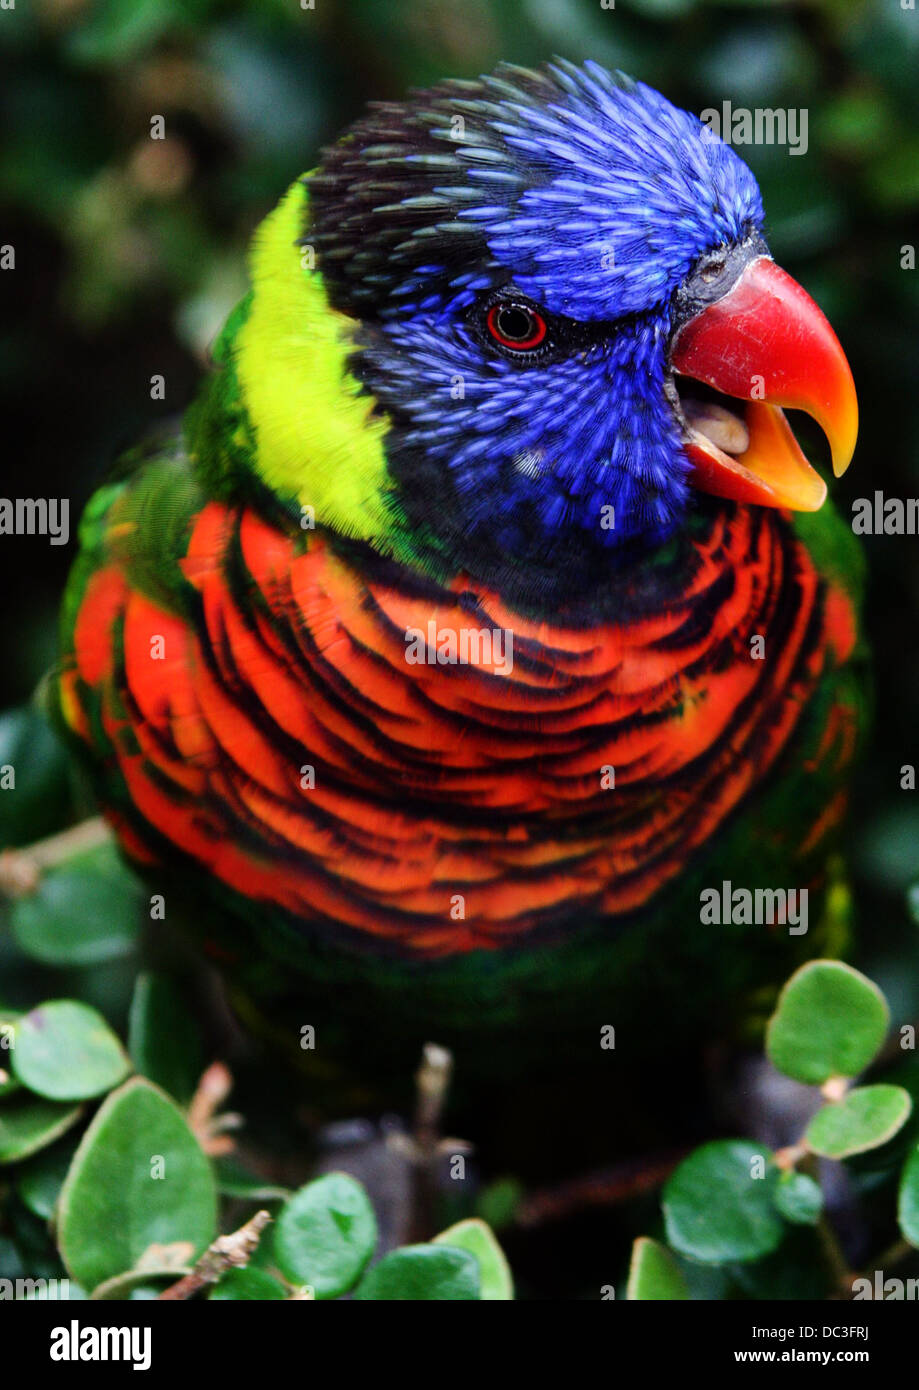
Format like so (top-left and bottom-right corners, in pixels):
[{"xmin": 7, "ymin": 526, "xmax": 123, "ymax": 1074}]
[{"xmin": 486, "ymin": 301, "xmax": 547, "ymax": 351}]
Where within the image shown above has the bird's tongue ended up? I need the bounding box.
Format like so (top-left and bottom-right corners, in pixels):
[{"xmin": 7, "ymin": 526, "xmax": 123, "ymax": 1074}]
[{"xmin": 670, "ymin": 255, "xmax": 858, "ymax": 512}]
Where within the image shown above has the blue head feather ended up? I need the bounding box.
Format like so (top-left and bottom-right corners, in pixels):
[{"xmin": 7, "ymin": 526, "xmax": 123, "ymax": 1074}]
[{"xmin": 311, "ymin": 61, "xmax": 765, "ymax": 593}]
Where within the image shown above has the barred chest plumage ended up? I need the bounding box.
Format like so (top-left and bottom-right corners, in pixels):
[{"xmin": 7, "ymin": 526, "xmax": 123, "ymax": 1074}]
[{"xmin": 60, "ymin": 497, "xmax": 858, "ymax": 959}]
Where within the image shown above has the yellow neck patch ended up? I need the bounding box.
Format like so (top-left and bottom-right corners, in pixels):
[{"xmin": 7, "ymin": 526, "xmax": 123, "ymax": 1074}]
[{"xmin": 234, "ymin": 179, "xmax": 397, "ymax": 546}]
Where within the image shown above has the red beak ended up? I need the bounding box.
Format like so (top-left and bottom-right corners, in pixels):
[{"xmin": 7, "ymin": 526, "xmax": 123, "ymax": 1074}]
[{"xmin": 670, "ymin": 255, "xmax": 858, "ymax": 511}]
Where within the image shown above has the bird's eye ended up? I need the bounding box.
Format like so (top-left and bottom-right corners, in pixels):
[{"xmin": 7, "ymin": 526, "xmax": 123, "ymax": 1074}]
[
  {"xmin": 486, "ymin": 301, "xmax": 547, "ymax": 351},
  {"xmin": 700, "ymin": 255, "xmax": 727, "ymax": 284}
]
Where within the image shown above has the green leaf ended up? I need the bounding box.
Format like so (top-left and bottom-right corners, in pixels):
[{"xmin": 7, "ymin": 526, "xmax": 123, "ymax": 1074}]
[
  {"xmin": 354, "ymin": 1245, "xmax": 480, "ymax": 1301},
  {"xmin": 805, "ymin": 1085, "xmax": 913, "ymax": 1159},
  {"xmin": 866, "ymin": 138, "xmax": 919, "ymax": 212},
  {"xmin": 773, "ymin": 1171, "xmax": 823, "ymax": 1226},
  {"xmin": 0, "ymin": 706, "xmax": 73, "ymax": 847},
  {"xmin": 898, "ymin": 1143, "xmax": 919, "ymax": 1247},
  {"xmin": 0, "ymin": 1093, "xmax": 84, "ymax": 1164},
  {"xmin": 12, "ymin": 843, "xmax": 142, "ymax": 967},
  {"xmin": 432, "ymin": 1218, "xmax": 513, "ymax": 1300},
  {"xmin": 214, "ymin": 1157, "xmax": 291, "ymax": 1203},
  {"xmin": 14, "ymin": 1138, "xmax": 77, "ymax": 1219},
  {"xmin": 128, "ymin": 974, "xmax": 203, "ymax": 1104},
  {"xmin": 56, "ymin": 1077, "xmax": 217, "ymax": 1292},
  {"xmin": 821, "ymin": 90, "xmax": 891, "ymax": 157},
  {"xmin": 67, "ymin": 0, "xmax": 206, "ymax": 65},
  {"xmin": 11, "ymin": 1000, "xmax": 132, "ymax": 1101},
  {"xmin": 474, "ymin": 1176, "xmax": 522, "ymax": 1231},
  {"xmin": 662, "ymin": 1140, "xmax": 784, "ymax": 1265},
  {"xmin": 6, "ymin": 1197, "xmax": 62, "ymax": 1280},
  {"xmin": 272, "ymin": 1172, "xmax": 376, "ymax": 1299},
  {"xmin": 729, "ymin": 1224, "xmax": 830, "ymax": 1301},
  {"xmin": 626, "ymin": 1237, "xmax": 690, "ymax": 1300},
  {"xmin": 209, "ymin": 1268, "xmax": 288, "ymax": 1301},
  {"xmin": 766, "ymin": 961, "xmax": 889, "ymax": 1085}
]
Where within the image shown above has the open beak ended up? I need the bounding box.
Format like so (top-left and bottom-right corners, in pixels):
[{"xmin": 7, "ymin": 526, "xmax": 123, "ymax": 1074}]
[{"xmin": 669, "ymin": 255, "xmax": 858, "ymax": 511}]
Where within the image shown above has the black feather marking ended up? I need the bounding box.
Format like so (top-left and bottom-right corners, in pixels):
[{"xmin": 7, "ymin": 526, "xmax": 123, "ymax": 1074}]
[{"xmin": 308, "ymin": 62, "xmax": 578, "ymax": 317}]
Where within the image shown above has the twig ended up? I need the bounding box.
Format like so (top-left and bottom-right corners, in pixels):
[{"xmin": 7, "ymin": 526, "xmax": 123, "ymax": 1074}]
[
  {"xmin": 157, "ymin": 1210, "xmax": 272, "ymax": 1301},
  {"xmin": 516, "ymin": 1150, "xmax": 689, "ymax": 1228},
  {"xmin": 414, "ymin": 1042, "xmax": 452, "ymax": 1152},
  {"xmin": 0, "ymin": 816, "xmax": 112, "ymax": 897},
  {"xmin": 826, "ymin": 1240, "xmax": 918, "ymax": 1300},
  {"xmin": 856, "ymin": 1238, "xmax": 915, "ymax": 1279},
  {"xmin": 386, "ymin": 1043, "xmax": 469, "ymax": 1243},
  {"xmin": 187, "ymin": 1061, "xmax": 243, "ymax": 1157},
  {"xmin": 410, "ymin": 1042, "xmax": 451, "ymax": 1243},
  {"xmin": 792, "ymin": 1146, "xmax": 855, "ymax": 1293}
]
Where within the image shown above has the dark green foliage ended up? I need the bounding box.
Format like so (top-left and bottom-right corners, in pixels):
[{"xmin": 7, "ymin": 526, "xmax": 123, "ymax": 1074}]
[
  {"xmin": 631, "ymin": 961, "xmax": 919, "ymax": 1301},
  {"xmin": 0, "ymin": 968, "xmax": 513, "ymax": 1300}
]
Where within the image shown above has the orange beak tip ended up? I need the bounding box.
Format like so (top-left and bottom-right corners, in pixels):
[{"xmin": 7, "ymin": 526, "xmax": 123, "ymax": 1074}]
[
  {"xmin": 831, "ymin": 404, "xmax": 858, "ymax": 479},
  {"xmin": 671, "ymin": 255, "xmax": 858, "ymax": 509}
]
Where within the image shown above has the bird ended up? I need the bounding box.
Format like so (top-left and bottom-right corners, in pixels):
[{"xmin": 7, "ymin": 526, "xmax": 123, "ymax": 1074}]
[{"xmin": 54, "ymin": 60, "xmax": 866, "ymax": 1116}]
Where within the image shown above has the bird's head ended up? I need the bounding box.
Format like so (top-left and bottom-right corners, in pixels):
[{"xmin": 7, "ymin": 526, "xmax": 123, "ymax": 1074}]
[{"xmin": 220, "ymin": 60, "xmax": 857, "ymax": 601}]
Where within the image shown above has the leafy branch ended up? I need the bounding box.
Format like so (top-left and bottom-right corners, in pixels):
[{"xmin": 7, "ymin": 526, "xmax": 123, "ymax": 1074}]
[{"xmin": 628, "ymin": 962, "xmax": 919, "ymax": 1301}]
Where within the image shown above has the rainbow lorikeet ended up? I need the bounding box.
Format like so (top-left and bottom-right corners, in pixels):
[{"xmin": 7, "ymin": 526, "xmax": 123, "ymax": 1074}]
[{"xmin": 54, "ymin": 62, "xmax": 865, "ymax": 1100}]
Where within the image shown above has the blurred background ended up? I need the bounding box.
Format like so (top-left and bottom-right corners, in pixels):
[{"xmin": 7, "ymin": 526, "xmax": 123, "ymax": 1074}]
[{"xmin": 1, "ymin": 0, "xmax": 919, "ymax": 1294}]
